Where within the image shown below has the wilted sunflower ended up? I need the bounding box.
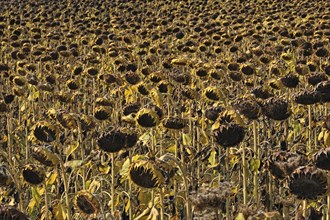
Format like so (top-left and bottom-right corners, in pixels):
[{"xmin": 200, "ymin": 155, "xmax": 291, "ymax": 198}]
[
  {"xmin": 0, "ymin": 204, "xmax": 28, "ymax": 220},
  {"xmin": 95, "ymin": 97, "xmax": 113, "ymax": 107},
  {"xmin": 262, "ymin": 97, "xmax": 291, "ymax": 121},
  {"xmin": 56, "ymin": 110, "xmax": 78, "ymax": 130},
  {"xmin": 314, "ymin": 148, "xmax": 330, "ymax": 170},
  {"xmin": 234, "ymin": 98, "xmax": 261, "ymax": 120},
  {"xmin": 136, "ymin": 108, "xmax": 159, "ymax": 128},
  {"xmin": 212, "ymin": 112, "xmax": 245, "ymax": 148},
  {"xmin": 324, "ymin": 114, "xmax": 330, "ymax": 131},
  {"xmin": 22, "ymin": 164, "xmax": 45, "ymax": 185},
  {"xmin": 162, "ymin": 117, "xmax": 186, "ymax": 129},
  {"xmin": 294, "ymin": 90, "xmax": 320, "ymax": 105},
  {"xmin": 280, "ymin": 74, "xmax": 299, "ymax": 88},
  {"xmin": 74, "ymin": 190, "xmax": 100, "ymax": 215},
  {"xmin": 31, "ymin": 121, "xmax": 57, "ymax": 143},
  {"xmin": 0, "ymin": 166, "xmax": 11, "ymax": 187},
  {"xmin": 0, "ymin": 100, "xmax": 9, "ymax": 113},
  {"xmin": 204, "ymin": 86, "xmax": 222, "ymax": 101},
  {"xmin": 94, "ymin": 106, "xmax": 111, "ymax": 121},
  {"xmin": 31, "ymin": 146, "xmax": 58, "ymax": 167},
  {"xmin": 129, "ymin": 158, "xmax": 165, "ymax": 188},
  {"xmin": 86, "ymin": 67, "xmax": 99, "ymax": 76},
  {"xmin": 66, "ymin": 79, "xmax": 80, "ymax": 90},
  {"xmin": 97, "ymin": 128, "xmax": 138, "ymax": 153},
  {"xmin": 205, "ymin": 105, "xmax": 224, "ymax": 121},
  {"xmin": 266, "ymin": 151, "xmax": 306, "ymax": 179},
  {"xmin": 289, "ymin": 166, "xmax": 327, "ymax": 200},
  {"xmin": 79, "ymin": 114, "xmax": 96, "ymax": 132},
  {"xmin": 123, "ymin": 102, "xmax": 141, "ymax": 116}
]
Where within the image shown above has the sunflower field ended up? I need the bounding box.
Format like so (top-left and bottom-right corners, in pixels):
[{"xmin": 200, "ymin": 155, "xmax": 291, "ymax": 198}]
[{"xmin": 0, "ymin": 0, "xmax": 330, "ymax": 219}]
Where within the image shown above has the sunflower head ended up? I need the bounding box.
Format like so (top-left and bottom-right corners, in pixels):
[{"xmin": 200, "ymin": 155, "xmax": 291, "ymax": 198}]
[
  {"xmin": 22, "ymin": 164, "xmax": 45, "ymax": 185},
  {"xmin": 262, "ymin": 97, "xmax": 291, "ymax": 121},
  {"xmin": 314, "ymin": 148, "xmax": 330, "ymax": 171},
  {"xmin": 212, "ymin": 112, "xmax": 245, "ymax": 148},
  {"xmin": 94, "ymin": 106, "xmax": 111, "ymax": 121},
  {"xmin": 294, "ymin": 90, "xmax": 320, "ymax": 105},
  {"xmin": 0, "ymin": 166, "xmax": 11, "ymax": 187},
  {"xmin": 129, "ymin": 158, "xmax": 165, "ymax": 188},
  {"xmin": 0, "ymin": 100, "xmax": 9, "ymax": 113},
  {"xmin": 0, "ymin": 205, "xmax": 28, "ymax": 220},
  {"xmin": 123, "ymin": 102, "xmax": 141, "ymax": 116},
  {"xmin": 266, "ymin": 151, "xmax": 307, "ymax": 179},
  {"xmin": 74, "ymin": 190, "xmax": 100, "ymax": 215},
  {"xmin": 204, "ymin": 87, "xmax": 221, "ymax": 101},
  {"xmin": 86, "ymin": 67, "xmax": 99, "ymax": 76},
  {"xmin": 136, "ymin": 108, "xmax": 159, "ymax": 128},
  {"xmin": 31, "ymin": 146, "xmax": 58, "ymax": 167},
  {"xmin": 280, "ymin": 74, "xmax": 300, "ymax": 88},
  {"xmin": 56, "ymin": 110, "xmax": 78, "ymax": 130},
  {"xmin": 162, "ymin": 117, "xmax": 186, "ymax": 130},
  {"xmin": 234, "ymin": 98, "xmax": 261, "ymax": 120},
  {"xmin": 66, "ymin": 79, "xmax": 80, "ymax": 90},
  {"xmin": 205, "ymin": 105, "xmax": 224, "ymax": 121},
  {"xmin": 289, "ymin": 166, "xmax": 327, "ymax": 200},
  {"xmin": 97, "ymin": 128, "xmax": 138, "ymax": 153},
  {"xmin": 324, "ymin": 114, "xmax": 330, "ymax": 131},
  {"xmin": 31, "ymin": 121, "xmax": 57, "ymax": 143},
  {"xmin": 79, "ymin": 114, "xmax": 96, "ymax": 132}
]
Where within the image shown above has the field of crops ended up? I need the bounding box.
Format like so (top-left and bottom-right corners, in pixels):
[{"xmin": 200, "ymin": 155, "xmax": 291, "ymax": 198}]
[{"xmin": 0, "ymin": 0, "xmax": 330, "ymax": 219}]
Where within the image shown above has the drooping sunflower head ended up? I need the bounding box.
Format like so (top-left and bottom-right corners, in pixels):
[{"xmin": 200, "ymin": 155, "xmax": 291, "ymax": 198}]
[
  {"xmin": 0, "ymin": 166, "xmax": 11, "ymax": 187},
  {"xmin": 22, "ymin": 164, "xmax": 45, "ymax": 185},
  {"xmin": 31, "ymin": 146, "xmax": 58, "ymax": 167},
  {"xmin": 162, "ymin": 117, "xmax": 186, "ymax": 130},
  {"xmin": 74, "ymin": 190, "xmax": 100, "ymax": 215},
  {"xmin": 280, "ymin": 74, "xmax": 300, "ymax": 88},
  {"xmin": 234, "ymin": 97, "xmax": 261, "ymax": 120},
  {"xmin": 204, "ymin": 86, "xmax": 221, "ymax": 102},
  {"xmin": 94, "ymin": 106, "xmax": 111, "ymax": 121},
  {"xmin": 97, "ymin": 128, "xmax": 138, "ymax": 153},
  {"xmin": 324, "ymin": 114, "xmax": 330, "ymax": 131},
  {"xmin": 212, "ymin": 111, "xmax": 245, "ymax": 148},
  {"xmin": 289, "ymin": 166, "xmax": 328, "ymax": 200},
  {"xmin": 129, "ymin": 158, "xmax": 165, "ymax": 188},
  {"xmin": 31, "ymin": 121, "xmax": 58, "ymax": 143},
  {"xmin": 205, "ymin": 105, "xmax": 224, "ymax": 121},
  {"xmin": 262, "ymin": 97, "xmax": 292, "ymax": 121},
  {"xmin": 136, "ymin": 108, "xmax": 160, "ymax": 128},
  {"xmin": 0, "ymin": 100, "xmax": 9, "ymax": 113},
  {"xmin": 266, "ymin": 151, "xmax": 307, "ymax": 180},
  {"xmin": 56, "ymin": 110, "xmax": 78, "ymax": 130},
  {"xmin": 294, "ymin": 90, "xmax": 320, "ymax": 105},
  {"xmin": 79, "ymin": 114, "xmax": 96, "ymax": 132},
  {"xmin": 314, "ymin": 147, "xmax": 330, "ymax": 171},
  {"xmin": 0, "ymin": 205, "xmax": 28, "ymax": 220}
]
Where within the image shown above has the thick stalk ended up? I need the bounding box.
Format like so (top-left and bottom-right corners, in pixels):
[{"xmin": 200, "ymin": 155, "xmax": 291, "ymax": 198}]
[
  {"xmin": 252, "ymin": 120, "xmax": 258, "ymax": 207},
  {"xmin": 225, "ymin": 148, "xmax": 230, "ymax": 220},
  {"xmin": 242, "ymin": 142, "xmax": 247, "ymax": 206},
  {"xmin": 57, "ymin": 155, "xmax": 72, "ymax": 220},
  {"xmin": 160, "ymin": 188, "xmax": 165, "ymax": 220},
  {"xmin": 308, "ymin": 105, "xmax": 312, "ymax": 152},
  {"xmin": 111, "ymin": 153, "xmax": 115, "ymax": 215},
  {"xmin": 44, "ymin": 182, "xmax": 49, "ymax": 220}
]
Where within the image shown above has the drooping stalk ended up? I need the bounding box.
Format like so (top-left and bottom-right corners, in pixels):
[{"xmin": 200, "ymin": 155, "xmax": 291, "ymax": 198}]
[{"xmin": 159, "ymin": 187, "xmax": 165, "ymax": 220}]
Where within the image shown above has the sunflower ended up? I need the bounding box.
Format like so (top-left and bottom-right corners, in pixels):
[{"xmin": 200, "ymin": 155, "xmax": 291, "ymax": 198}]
[
  {"xmin": 136, "ymin": 108, "xmax": 160, "ymax": 128},
  {"xmin": 294, "ymin": 90, "xmax": 320, "ymax": 105},
  {"xmin": 314, "ymin": 148, "xmax": 330, "ymax": 170},
  {"xmin": 97, "ymin": 128, "xmax": 138, "ymax": 153},
  {"xmin": 204, "ymin": 87, "xmax": 221, "ymax": 101},
  {"xmin": 56, "ymin": 110, "xmax": 78, "ymax": 130},
  {"xmin": 32, "ymin": 121, "xmax": 57, "ymax": 143},
  {"xmin": 212, "ymin": 112, "xmax": 245, "ymax": 148},
  {"xmin": 289, "ymin": 166, "xmax": 327, "ymax": 200},
  {"xmin": 267, "ymin": 151, "xmax": 306, "ymax": 179},
  {"xmin": 234, "ymin": 98, "xmax": 261, "ymax": 120},
  {"xmin": 0, "ymin": 204, "xmax": 28, "ymax": 220},
  {"xmin": 31, "ymin": 146, "xmax": 58, "ymax": 167},
  {"xmin": 94, "ymin": 106, "xmax": 111, "ymax": 121},
  {"xmin": 262, "ymin": 97, "xmax": 291, "ymax": 121},
  {"xmin": 74, "ymin": 190, "xmax": 100, "ymax": 215},
  {"xmin": 22, "ymin": 164, "xmax": 45, "ymax": 185},
  {"xmin": 129, "ymin": 158, "xmax": 165, "ymax": 188},
  {"xmin": 162, "ymin": 117, "xmax": 186, "ymax": 129}
]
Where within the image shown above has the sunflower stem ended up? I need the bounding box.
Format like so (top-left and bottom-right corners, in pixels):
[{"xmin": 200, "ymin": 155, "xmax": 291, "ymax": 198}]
[
  {"xmin": 327, "ymin": 174, "xmax": 330, "ymax": 220},
  {"xmin": 44, "ymin": 182, "xmax": 49, "ymax": 220},
  {"xmin": 308, "ymin": 105, "xmax": 312, "ymax": 152},
  {"xmin": 303, "ymin": 200, "xmax": 307, "ymax": 218},
  {"xmin": 111, "ymin": 153, "xmax": 115, "ymax": 215},
  {"xmin": 160, "ymin": 187, "xmax": 165, "ymax": 220},
  {"xmin": 242, "ymin": 142, "xmax": 247, "ymax": 206},
  {"xmin": 253, "ymin": 120, "xmax": 259, "ymax": 208},
  {"xmin": 225, "ymin": 148, "xmax": 230, "ymax": 220}
]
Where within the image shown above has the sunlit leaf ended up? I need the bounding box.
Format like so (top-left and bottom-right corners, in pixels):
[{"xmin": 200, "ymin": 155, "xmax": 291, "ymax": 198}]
[
  {"xmin": 182, "ymin": 133, "xmax": 192, "ymax": 145},
  {"xmin": 64, "ymin": 141, "xmax": 79, "ymax": 158}
]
